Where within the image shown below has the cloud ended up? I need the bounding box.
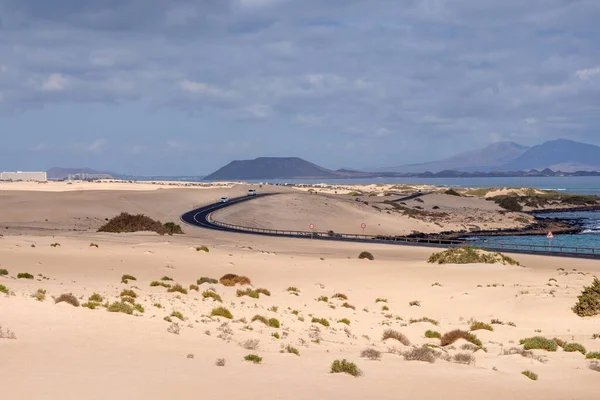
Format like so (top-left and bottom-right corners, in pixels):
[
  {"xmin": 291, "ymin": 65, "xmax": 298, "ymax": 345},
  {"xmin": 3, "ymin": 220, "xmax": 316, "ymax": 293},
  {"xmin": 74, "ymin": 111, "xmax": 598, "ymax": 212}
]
[
  {"xmin": 166, "ymin": 140, "xmax": 191, "ymax": 151},
  {"xmin": 576, "ymin": 67, "xmax": 600, "ymax": 81},
  {"xmin": 88, "ymin": 139, "xmax": 107, "ymax": 152},
  {"xmin": 179, "ymin": 80, "xmax": 234, "ymax": 99},
  {"xmin": 40, "ymin": 74, "xmax": 69, "ymax": 92}
]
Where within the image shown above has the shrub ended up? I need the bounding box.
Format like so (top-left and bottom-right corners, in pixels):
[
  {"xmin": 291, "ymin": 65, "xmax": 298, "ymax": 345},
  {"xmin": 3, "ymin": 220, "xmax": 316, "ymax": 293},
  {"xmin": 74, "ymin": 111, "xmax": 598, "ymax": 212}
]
[
  {"xmin": 161, "ymin": 276, "xmax": 173, "ymax": 281},
  {"xmin": 237, "ymin": 288, "xmax": 260, "ymax": 299},
  {"xmin": 196, "ymin": 245, "xmax": 209, "ymax": 252},
  {"xmin": 241, "ymin": 339, "xmax": 260, "ymax": 350},
  {"xmin": 382, "ymin": 305, "xmax": 389, "ymax": 311},
  {"xmin": 202, "ymin": 290, "xmax": 222, "ymax": 302},
  {"xmin": 358, "ymin": 251, "xmax": 374, "ymax": 260},
  {"xmin": 167, "ymin": 284, "xmax": 188, "ymax": 295},
  {"xmin": 590, "ymin": 361, "xmax": 600, "ymax": 372},
  {"xmin": 361, "ymin": 348, "xmax": 382, "ymax": 360},
  {"xmin": 409, "ymin": 300, "xmax": 421, "ymax": 307},
  {"xmin": 286, "ymin": 287, "xmax": 300, "ymax": 294},
  {"xmin": 403, "ymin": 347, "xmax": 436, "ymax": 363},
  {"xmin": 382, "ymin": 329, "xmax": 411, "ymax": 346},
  {"xmin": 470, "ymin": 321, "xmax": 494, "ymax": 331},
  {"xmin": 586, "ymin": 352, "xmax": 600, "ymax": 360},
  {"xmin": 375, "ymin": 298, "xmax": 387, "ymax": 303},
  {"xmin": 268, "ymin": 318, "xmax": 280, "ymax": 328},
  {"xmin": 492, "ymin": 196, "xmax": 523, "ymax": 212},
  {"xmin": 17, "ymin": 272, "xmax": 34, "ymax": 279},
  {"xmin": 272, "ymin": 332, "xmax": 280, "ymax": 339},
  {"xmin": 572, "ymin": 277, "xmax": 600, "ymax": 317},
  {"xmin": 0, "ymin": 284, "xmax": 8, "ymax": 295},
  {"xmin": 189, "ymin": 284, "xmax": 199, "ymax": 291},
  {"xmin": 428, "ymin": 246, "xmax": 520, "ymax": 266},
  {"xmin": 171, "ymin": 311, "xmax": 184, "ymax": 321},
  {"xmin": 330, "ymin": 359, "xmax": 362, "ymax": 377},
  {"xmin": 220, "ymin": 274, "xmax": 251, "ymax": 286},
  {"xmin": 409, "ymin": 317, "xmax": 440, "ymax": 326},
  {"xmin": 425, "ymin": 330, "xmax": 441, "ymax": 339},
  {"xmin": 285, "ymin": 345, "xmax": 300, "ymax": 356},
  {"xmin": 89, "ymin": 243, "xmax": 99, "ymax": 248},
  {"xmin": 98, "ymin": 213, "xmax": 172, "ymax": 234},
  {"xmin": 0, "ymin": 269, "xmax": 8, "ymax": 276},
  {"xmin": 107, "ymin": 301, "xmax": 134, "ymax": 314},
  {"xmin": 151, "ymin": 281, "xmax": 170, "ymax": 288},
  {"xmin": 163, "ymin": 222, "xmax": 183, "ymax": 235},
  {"xmin": 50, "ymin": 243, "xmax": 60, "ymax": 247},
  {"xmin": 268, "ymin": 306, "xmax": 278, "ymax": 312},
  {"xmin": 453, "ymin": 353, "xmax": 475, "ymax": 365},
  {"xmin": 89, "ymin": 293, "xmax": 104, "ymax": 302},
  {"xmin": 32, "ymin": 289, "xmax": 47, "ymax": 302},
  {"xmin": 82, "ymin": 302, "xmax": 99, "ymax": 309},
  {"xmin": 519, "ymin": 337, "xmax": 558, "ymax": 352},
  {"xmin": 211, "ymin": 307, "xmax": 233, "ymax": 319},
  {"xmin": 55, "ymin": 293, "xmax": 80, "ymax": 307},
  {"xmin": 332, "ymin": 293, "xmax": 348, "ymax": 300},
  {"xmin": 441, "ymin": 330, "xmax": 482, "ymax": 347},
  {"xmin": 198, "ymin": 277, "xmax": 218, "ymax": 285},
  {"xmin": 252, "ymin": 315, "xmax": 269, "ymax": 326},
  {"xmin": 342, "ymin": 302, "xmax": 356, "ymax": 310},
  {"xmin": 256, "ymin": 288, "xmax": 271, "ymax": 296},
  {"xmin": 121, "ymin": 274, "xmax": 137, "ymax": 284},
  {"xmin": 244, "ymin": 354, "xmax": 262, "ymax": 364},
  {"xmin": 133, "ymin": 304, "xmax": 145, "ymax": 313},
  {"xmin": 312, "ymin": 317, "xmax": 330, "ymax": 327},
  {"xmin": 317, "ymin": 296, "xmax": 328, "ymax": 302},
  {"xmin": 120, "ymin": 289, "xmax": 137, "ymax": 298},
  {"xmin": 215, "ymin": 358, "xmax": 226, "ymax": 367},
  {"xmin": 563, "ymin": 343, "xmax": 586, "ymax": 355},
  {"xmin": 338, "ymin": 318, "xmax": 351, "ymax": 325},
  {"xmin": 445, "ymin": 189, "xmax": 461, "ymax": 197},
  {"xmin": 522, "ymin": 370, "xmax": 538, "ymax": 381},
  {"xmin": 167, "ymin": 323, "xmax": 180, "ymax": 335}
]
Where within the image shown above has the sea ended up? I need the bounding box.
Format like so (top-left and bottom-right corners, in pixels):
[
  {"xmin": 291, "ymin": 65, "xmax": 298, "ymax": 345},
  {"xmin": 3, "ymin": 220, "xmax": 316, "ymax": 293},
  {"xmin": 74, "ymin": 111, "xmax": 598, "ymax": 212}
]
[{"xmin": 256, "ymin": 176, "xmax": 600, "ymax": 250}]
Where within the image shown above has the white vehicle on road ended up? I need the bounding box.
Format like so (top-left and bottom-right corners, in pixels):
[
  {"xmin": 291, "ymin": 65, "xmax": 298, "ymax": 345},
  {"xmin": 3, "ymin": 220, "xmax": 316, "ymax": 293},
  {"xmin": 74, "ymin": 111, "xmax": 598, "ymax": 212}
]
[
  {"xmin": 220, "ymin": 197, "xmax": 229, "ymax": 203},
  {"xmin": 247, "ymin": 189, "xmax": 257, "ymax": 196}
]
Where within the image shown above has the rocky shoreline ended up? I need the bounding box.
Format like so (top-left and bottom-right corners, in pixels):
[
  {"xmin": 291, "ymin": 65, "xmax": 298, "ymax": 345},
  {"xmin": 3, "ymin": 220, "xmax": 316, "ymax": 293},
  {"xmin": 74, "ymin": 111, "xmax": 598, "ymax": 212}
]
[{"xmin": 524, "ymin": 205, "xmax": 600, "ymax": 214}]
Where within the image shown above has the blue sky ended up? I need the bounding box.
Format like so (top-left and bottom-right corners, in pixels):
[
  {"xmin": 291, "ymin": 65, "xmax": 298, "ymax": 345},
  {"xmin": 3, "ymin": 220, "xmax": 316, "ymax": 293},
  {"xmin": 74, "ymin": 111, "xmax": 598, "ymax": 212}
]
[{"xmin": 1, "ymin": 0, "xmax": 599, "ymax": 175}]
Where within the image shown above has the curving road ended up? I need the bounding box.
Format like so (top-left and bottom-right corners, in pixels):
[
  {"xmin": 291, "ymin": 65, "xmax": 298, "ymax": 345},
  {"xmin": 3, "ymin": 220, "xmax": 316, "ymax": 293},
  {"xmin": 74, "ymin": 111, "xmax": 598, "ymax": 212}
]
[{"xmin": 180, "ymin": 193, "xmax": 600, "ymax": 259}]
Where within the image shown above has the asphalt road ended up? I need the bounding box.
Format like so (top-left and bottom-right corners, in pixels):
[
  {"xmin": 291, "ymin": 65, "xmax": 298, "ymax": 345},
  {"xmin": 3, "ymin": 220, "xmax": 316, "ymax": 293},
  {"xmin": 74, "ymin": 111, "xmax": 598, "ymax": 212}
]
[{"xmin": 180, "ymin": 193, "xmax": 600, "ymax": 259}]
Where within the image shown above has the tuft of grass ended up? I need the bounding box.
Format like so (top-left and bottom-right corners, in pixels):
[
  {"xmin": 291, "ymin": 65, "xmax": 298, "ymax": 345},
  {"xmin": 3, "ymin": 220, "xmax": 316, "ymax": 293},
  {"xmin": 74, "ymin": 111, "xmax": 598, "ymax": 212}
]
[
  {"xmin": 32, "ymin": 288, "xmax": 47, "ymax": 302},
  {"xmin": 161, "ymin": 276, "xmax": 173, "ymax": 281},
  {"xmin": 252, "ymin": 315, "xmax": 269, "ymax": 326},
  {"xmin": 409, "ymin": 317, "xmax": 439, "ymax": 326},
  {"xmin": 285, "ymin": 345, "xmax": 300, "ymax": 356},
  {"xmin": 150, "ymin": 281, "xmax": 171, "ymax": 288},
  {"xmin": 332, "ymin": 293, "xmax": 348, "ymax": 300},
  {"xmin": 17, "ymin": 272, "xmax": 34, "ymax": 280},
  {"xmin": 54, "ymin": 293, "xmax": 80, "ymax": 307},
  {"xmin": 167, "ymin": 284, "xmax": 188, "ymax": 295},
  {"xmin": 382, "ymin": 329, "xmax": 411, "ymax": 345},
  {"xmin": 361, "ymin": 348, "xmax": 382, "ymax": 361},
  {"xmin": 0, "ymin": 284, "xmax": 9, "ymax": 295},
  {"xmin": 133, "ymin": 304, "xmax": 145, "ymax": 313},
  {"xmin": 202, "ymin": 290, "xmax": 222, "ymax": 302},
  {"xmin": 375, "ymin": 298, "xmax": 387, "ymax": 303},
  {"xmin": 403, "ymin": 347, "xmax": 436, "ymax": 363},
  {"xmin": 211, "ymin": 307, "xmax": 233, "ymax": 319},
  {"xmin": 189, "ymin": 284, "xmax": 199, "ymax": 292},
  {"xmin": 572, "ymin": 277, "xmax": 600, "ymax": 317},
  {"xmin": 428, "ymin": 246, "xmax": 520, "ymax": 266},
  {"xmin": 120, "ymin": 289, "xmax": 137, "ymax": 298},
  {"xmin": 107, "ymin": 301, "xmax": 134, "ymax": 314},
  {"xmin": 197, "ymin": 277, "xmax": 218, "ymax": 285},
  {"xmin": 244, "ymin": 354, "xmax": 262, "ymax": 364},
  {"xmin": 338, "ymin": 318, "xmax": 351, "ymax": 326},
  {"xmin": 586, "ymin": 352, "xmax": 600, "ymax": 360},
  {"xmin": 311, "ymin": 317, "xmax": 330, "ymax": 327},
  {"xmin": 82, "ymin": 302, "xmax": 100, "ymax": 309},
  {"xmin": 237, "ymin": 288, "xmax": 267, "ymax": 299},
  {"xmin": 470, "ymin": 321, "xmax": 494, "ymax": 331},
  {"xmin": 330, "ymin": 359, "xmax": 362, "ymax": 377},
  {"xmin": 519, "ymin": 337, "xmax": 558, "ymax": 352},
  {"xmin": 522, "ymin": 370, "xmax": 538, "ymax": 381},
  {"xmin": 453, "ymin": 353, "xmax": 476, "ymax": 365},
  {"xmin": 317, "ymin": 296, "xmax": 328, "ymax": 302},
  {"xmin": 241, "ymin": 339, "xmax": 260, "ymax": 350},
  {"xmin": 0, "ymin": 269, "xmax": 8, "ymax": 276},
  {"xmin": 409, "ymin": 300, "xmax": 421, "ymax": 307},
  {"xmin": 425, "ymin": 330, "xmax": 441, "ymax": 339},
  {"xmin": 121, "ymin": 274, "xmax": 137, "ymax": 284},
  {"xmin": 196, "ymin": 245, "xmax": 209, "ymax": 252},
  {"xmin": 89, "ymin": 293, "xmax": 104, "ymax": 302},
  {"xmin": 441, "ymin": 330, "xmax": 482, "ymax": 347},
  {"xmin": 220, "ymin": 274, "xmax": 251, "ymax": 286},
  {"xmin": 171, "ymin": 311, "xmax": 184, "ymax": 321},
  {"xmin": 563, "ymin": 342, "xmax": 586, "ymax": 355},
  {"xmin": 342, "ymin": 302, "xmax": 356, "ymax": 310},
  {"xmin": 256, "ymin": 288, "xmax": 271, "ymax": 296}
]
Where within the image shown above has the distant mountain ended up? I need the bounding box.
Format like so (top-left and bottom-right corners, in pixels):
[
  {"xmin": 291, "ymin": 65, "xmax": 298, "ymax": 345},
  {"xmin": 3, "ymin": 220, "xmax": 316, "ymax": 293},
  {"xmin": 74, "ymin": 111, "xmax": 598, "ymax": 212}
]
[
  {"xmin": 204, "ymin": 157, "xmax": 346, "ymax": 180},
  {"xmin": 373, "ymin": 142, "xmax": 530, "ymax": 173},
  {"xmin": 47, "ymin": 167, "xmax": 115, "ymax": 180},
  {"xmin": 499, "ymin": 139, "xmax": 600, "ymax": 172}
]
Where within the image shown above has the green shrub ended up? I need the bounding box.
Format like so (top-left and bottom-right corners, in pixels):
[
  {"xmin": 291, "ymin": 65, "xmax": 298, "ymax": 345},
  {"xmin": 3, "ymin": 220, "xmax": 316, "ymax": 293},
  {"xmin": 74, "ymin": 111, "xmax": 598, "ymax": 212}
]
[
  {"xmin": 196, "ymin": 245, "xmax": 210, "ymax": 252},
  {"xmin": 382, "ymin": 305, "xmax": 389, "ymax": 311},
  {"xmin": 425, "ymin": 330, "xmax": 441, "ymax": 339},
  {"xmin": 171, "ymin": 311, "xmax": 184, "ymax": 320},
  {"xmin": 133, "ymin": 304, "xmax": 145, "ymax": 313},
  {"xmin": 0, "ymin": 269, "xmax": 8, "ymax": 276},
  {"xmin": 338, "ymin": 318, "xmax": 351, "ymax": 325},
  {"xmin": 252, "ymin": 315, "xmax": 269, "ymax": 326},
  {"xmin": 519, "ymin": 337, "xmax": 558, "ymax": 352},
  {"xmin": 0, "ymin": 284, "xmax": 8, "ymax": 295},
  {"xmin": 107, "ymin": 301, "xmax": 134, "ymax": 314},
  {"xmin": 32, "ymin": 289, "xmax": 47, "ymax": 302},
  {"xmin": 441, "ymin": 330, "xmax": 482, "ymax": 347},
  {"xmin": 161, "ymin": 276, "xmax": 173, "ymax": 281},
  {"xmin": 563, "ymin": 343, "xmax": 586, "ymax": 355},
  {"xmin": 522, "ymin": 370, "xmax": 538, "ymax": 381},
  {"xmin": 330, "ymin": 359, "xmax": 362, "ymax": 377},
  {"xmin": 163, "ymin": 222, "xmax": 183, "ymax": 235},
  {"xmin": 493, "ymin": 196, "xmax": 523, "ymax": 212},
  {"xmin": 167, "ymin": 284, "xmax": 188, "ymax": 295},
  {"xmin": 189, "ymin": 284, "xmax": 199, "ymax": 291},
  {"xmin": 82, "ymin": 302, "xmax": 99, "ymax": 309},
  {"xmin": 312, "ymin": 317, "xmax": 330, "ymax": 327},
  {"xmin": 202, "ymin": 290, "xmax": 222, "ymax": 302},
  {"xmin": 120, "ymin": 289, "xmax": 137, "ymax": 298},
  {"xmin": 197, "ymin": 277, "xmax": 218, "ymax": 285},
  {"xmin": 572, "ymin": 277, "xmax": 600, "ymax": 317},
  {"xmin": 54, "ymin": 293, "xmax": 80, "ymax": 307},
  {"xmin": 121, "ymin": 274, "xmax": 137, "ymax": 284},
  {"xmin": 150, "ymin": 281, "xmax": 170, "ymax": 288},
  {"xmin": 285, "ymin": 345, "xmax": 300, "ymax": 356},
  {"xmin": 121, "ymin": 296, "xmax": 136, "ymax": 304},
  {"xmin": 342, "ymin": 302, "xmax": 356, "ymax": 310},
  {"xmin": 375, "ymin": 298, "xmax": 387, "ymax": 303},
  {"xmin": 272, "ymin": 332, "xmax": 280, "ymax": 339},
  {"xmin": 237, "ymin": 288, "xmax": 259, "ymax": 299},
  {"xmin": 89, "ymin": 293, "xmax": 104, "ymax": 302},
  {"xmin": 409, "ymin": 317, "xmax": 439, "ymax": 326},
  {"xmin": 244, "ymin": 354, "xmax": 262, "ymax": 364},
  {"xmin": 17, "ymin": 272, "xmax": 34, "ymax": 279},
  {"xmin": 317, "ymin": 296, "xmax": 328, "ymax": 302},
  {"xmin": 586, "ymin": 352, "xmax": 600, "ymax": 360},
  {"xmin": 428, "ymin": 246, "xmax": 520, "ymax": 266},
  {"xmin": 211, "ymin": 307, "xmax": 233, "ymax": 319},
  {"xmin": 358, "ymin": 251, "xmax": 374, "ymax": 260},
  {"xmin": 471, "ymin": 321, "xmax": 494, "ymax": 331},
  {"xmin": 268, "ymin": 318, "xmax": 280, "ymax": 328}
]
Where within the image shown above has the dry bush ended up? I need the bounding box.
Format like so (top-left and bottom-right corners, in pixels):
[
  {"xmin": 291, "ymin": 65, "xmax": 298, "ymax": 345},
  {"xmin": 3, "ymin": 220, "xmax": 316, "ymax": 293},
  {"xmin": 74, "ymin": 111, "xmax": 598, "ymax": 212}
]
[
  {"xmin": 342, "ymin": 302, "xmax": 356, "ymax": 310},
  {"xmin": 441, "ymin": 330, "xmax": 482, "ymax": 347},
  {"xmin": 55, "ymin": 293, "xmax": 80, "ymax": 307},
  {"xmin": 98, "ymin": 213, "xmax": 173, "ymax": 235},
  {"xmin": 409, "ymin": 317, "xmax": 439, "ymax": 326},
  {"xmin": 17, "ymin": 272, "xmax": 34, "ymax": 279},
  {"xmin": 332, "ymin": 293, "xmax": 348, "ymax": 300},
  {"xmin": 163, "ymin": 222, "xmax": 183, "ymax": 235},
  {"xmin": 196, "ymin": 245, "xmax": 210, "ymax": 252},
  {"xmin": 361, "ymin": 348, "xmax": 382, "ymax": 360},
  {"xmin": 330, "ymin": 359, "xmax": 362, "ymax": 377},
  {"xmin": 453, "ymin": 353, "xmax": 476, "ymax": 365},
  {"xmin": 241, "ymin": 339, "xmax": 260, "ymax": 350},
  {"xmin": 215, "ymin": 358, "xmax": 226, "ymax": 367},
  {"xmin": 470, "ymin": 321, "xmax": 494, "ymax": 331},
  {"xmin": 120, "ymin": 289, "xmax": 137, "ymax": 298},
  {"xmin": 311, "ymin": 317, "xmax": 330, "ymax": 327},
  {"xmin": 285, "ymin": 345, "xmax": 300, "ymax": 356},
  {"xmin": 211, "ymin": 307, "xmax": 233, "ymax": 319},
  {"xmin": 403, "ymin": 347, "xmax": 436, "ymax": 363},
  {"xmin": 502, "ymin": 347, "xmax": 547, "ymax": 363},
  {"xmin": 167, "ymin": 323, "xmax": 181, "ymax": 335},
  {"xmin": 0, "ymin": 325, "xmax": 17, "ymax": 339},
  {"xmin": 252, "ymin": 315, "xmax": 269, "ymax": 326},
  {"xmin": 590, "ymin": 361, "xmax": 600, "ymax": 372},
  {"xmin": 167, "ymin": 284, "xmax": 188, "ymax": 294},
  {"xmin": 358, "ymin": 251, "xmax": 374, "ymax": 260},
  {"xmin": 32, "ymin": 288, "xmax": 47, "ymax": 302},
  {"xmin": 409, "ymin": 300, "xmax": 421, "ymax": 307},
  {"xmin": 586, "ymin": 352, "xmax": 600, "ymax": 360},
  {"xmin": 382, "ymin": 329, "xmax": 411, "ymax": 346},
  {"xmin": 338, "ymin": 318, "xmax": 351, "ymax": 325},
  {"xmin": 220, "ymin": 274, "xmax": 251, "ymax": 286},
  {"xmin": 428, "ymin": 246, "xmax": 520, "ymax": 266},
  {"xmin": 189, "ymin": 284, "xmax": 199, "ymax": 292},
  {"xmin": 198, "ymin": 277, "xmax": 218, "ymax": 285},
  {"xmin": 256, "ymin": 288, "xmax": 271, "ymax": 296}
]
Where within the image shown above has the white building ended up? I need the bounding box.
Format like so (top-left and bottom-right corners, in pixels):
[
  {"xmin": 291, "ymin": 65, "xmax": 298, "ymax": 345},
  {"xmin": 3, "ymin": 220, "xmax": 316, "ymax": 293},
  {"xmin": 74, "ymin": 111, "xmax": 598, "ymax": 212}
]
[{"xmin": 0, "ymin": 171, "xmax": 48, "ymax": 182}]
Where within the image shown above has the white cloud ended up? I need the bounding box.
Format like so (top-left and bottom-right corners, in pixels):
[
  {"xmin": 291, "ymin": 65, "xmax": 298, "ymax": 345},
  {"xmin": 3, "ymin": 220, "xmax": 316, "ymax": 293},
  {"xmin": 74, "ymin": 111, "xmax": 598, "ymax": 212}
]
[
  {"xmin": 41, "ymin": 74, "xmax": 69, "ymax": 92},
  {"xmin": 523, "ymin": 118, "xmax": 537, "ymax": 125},
  {"xmin": 179, "ymin": 80, "xmax": 233, "ymax": 98},
  {"xmin": 238, "ymin": 0, "xmax": 283, "ymax": 8},
  {"xmin": 238, "ymin": 104, "xmax": 271, "ymax": 119},
  {"xmin": 166, "ymin": 140, "xmax": 190, "ymax": 151},
  {"xmin": 88, "ymin": 139, "xmax": 107, "ymax": 152},
  {"xmin": 374, "ymin": 127, "xmax": 392, "ymax": 137},
  {"xmin": 575, "ymin": 67, "xmax": 600, "ymax": 81}
]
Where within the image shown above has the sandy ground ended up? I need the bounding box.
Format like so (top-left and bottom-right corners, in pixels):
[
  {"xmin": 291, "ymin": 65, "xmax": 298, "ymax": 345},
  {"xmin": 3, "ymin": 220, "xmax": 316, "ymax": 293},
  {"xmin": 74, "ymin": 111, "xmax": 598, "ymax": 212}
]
[{"xmin": 1, "ymin": 184, "xmax": 599, "ymax": 399}]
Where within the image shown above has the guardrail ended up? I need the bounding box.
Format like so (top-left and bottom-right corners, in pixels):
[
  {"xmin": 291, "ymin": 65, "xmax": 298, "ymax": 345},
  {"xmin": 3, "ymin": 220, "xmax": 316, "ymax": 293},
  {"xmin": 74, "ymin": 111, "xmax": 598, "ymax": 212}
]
[{"xmin": 210, "ymin": 219, "xmax": 600, "ymax": 258}]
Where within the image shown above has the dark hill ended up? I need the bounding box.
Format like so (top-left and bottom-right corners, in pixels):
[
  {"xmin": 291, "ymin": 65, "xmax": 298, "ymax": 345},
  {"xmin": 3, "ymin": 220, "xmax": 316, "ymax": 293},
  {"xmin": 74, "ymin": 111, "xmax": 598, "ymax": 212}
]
[
  {"xmin": 203, "ymin": 157, "xmax": 342, "ymax": 180},
  {"xmin": 501, "ymin": 139, "xmax": 600, "ymax": 172}
]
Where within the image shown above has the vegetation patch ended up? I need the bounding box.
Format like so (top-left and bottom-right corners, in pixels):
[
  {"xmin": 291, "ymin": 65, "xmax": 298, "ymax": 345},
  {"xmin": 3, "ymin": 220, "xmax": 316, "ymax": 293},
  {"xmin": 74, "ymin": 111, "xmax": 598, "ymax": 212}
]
[
  {"xmin": 252, "ymin": 315, "xmax": 269, "ymax": 326},
  {"xmin": 361, "ymin": 348, "xmax": 381, "ymax": 360},
  {"xmin": 107, "ymin": 301, "xmax": 134, "ymax": 314},
  {"xmin": 338, "ymin": 318, "xmax": 351, "ymax": 325},
  {"xmin": 311, "ymin": 317, "xmax": 330, "ymax": 327},
  {"xmin": 150, "ymin": 281, "xmax": 171, "ymax": 288},
  {"xmin": 211, "ymin": 307, "xmax": 233, "ymax": 319},
  {"xmin": 563, "ymin": 343, "xmax": 586, "ymax": 355},
  {"xmin": 171, "ymin": 311, "xmax": 184, "ymax": 321},
  {"xmin": 17, "ymin": 272, "xmax": 34, "ymax": 279},
  {"xmin": 55, "ymin": 293, "xmax": 80, "ymax": 307},
  {"xmin": 332, "ymin": 293, "xmax": 348, "ymax": 300},
  {"xmin": 330, "ymin": 359, "xmax": 362, "ymax": 377},
  {"xmin": 167, "ymin": 284, "xmax": 188, "ymax": 294},
  {"xmin": 256, "ymin": 288, "xmax": 271, "ymax": 296},
  {"xmin": 382, "ymin": 329, "xmax": 411, "ymax": 346},
  {"xmin": 358, "ymin": 251, "xmax": 374, "ymax": 260},
  {"xmin": 425, "ymin": 330, "xmax": 441, "ymax": 339},
  {"xmin": 445, "ymin": 189, "xmax": 461, "ymax": 197},
  {"xmin": 164, "ymin": 222, "xmax": 183, "ymax": 235},
  {"xmin": 244, "ymin": 354, "xmax": 262, "ymax": 364},
  {"xmin": 0, "ymin": 284, "xmax": 8, "ymax": 295},
  {"xmin": 519, "ymin": 337, "xmax": 558, "ymax": 352},
  {"xmin": 82, "ymin": 302, "xmax": 100, "ymax": 309},
  {"xmin": 196, "ymin": 245, "xmax": 209, "ymax": 252},
  {"xmin": 0, "ymin": 269, "xmax": 8, "ymax": 276},
  {"xmin": 590, "ymin": 361, "xmax": 600, "ymax": 372},
  {"xmin": 403, "ymin": 347, "xmax": 436, "ymax": 363},
  {"xmin": 585, "ymin": 352, "xmax": 600, "ymax": 360},
  {"xmin": 32, "ymin": 289, "xmax": 47, "ymax": 302},
  {"xmin": 522, "ymin": 370, "xmax": 538, "ymax": 381},
  {"xmin": 453, "ymin": 353, "xmax": 476, "ymax": 365},
  {"xmin": 189, "ymin": 284, "xmax": 199, "ymax": 291},
  {"xmin": 285, "ymin": 345, "xmax": 300, "ymax": 356},
  {"xmin": 198, "ymin": 277, "xmax": 218, "ymax": 285},
  {"xmin": 409, "ymin": 317, "xmax": 439, "ymax": 326},
  {"xmin": 98, "ymin": 213, "xmax": 177, "ymax": 235},
  {"xmin": 237, "ymin": 288, "xmax": 260, "ymax": 299},
  {"xmin": 342, "ymin": 302, "xmax": 356, "ymax": 310},
  {"xmin": 317, "ymin": 296, "xmax": 328, "ymax": 302},
  {"xmin": 572, "ymin": 277, "xmax": 600, "ymax": 317},
  {"xmin": 441, "ymin": 330, "xmax": 482, "ymax": 347},
  {"xmin": 202, "ymin": 290, "xmax": 222, "ymax": 302},
  {"xmin": 470, "ymin": 321, "xmax": 494, "ymax": 331},
  {"xmin": 89, "ymin": 293, "xmax": 104, "ymax": 302},
  {"xmin": 428, "ymin": 246, "xmax": 520, "ymax": 266},
  {"xmin": 220, "ymin": 274, "xmax": 251, "ymax": 286},
  {"xmin": 121, "ymin": 274, "xmax": 137, "ymax": 284},
  {"xmin": 120, "ymin": 289, "xmax": 137, "ymax": 298}
]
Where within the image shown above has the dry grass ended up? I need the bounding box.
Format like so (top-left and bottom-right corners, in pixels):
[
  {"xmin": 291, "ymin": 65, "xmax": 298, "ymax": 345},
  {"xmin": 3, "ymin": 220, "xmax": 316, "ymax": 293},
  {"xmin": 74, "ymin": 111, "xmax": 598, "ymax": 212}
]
[
  {"xmin": 220, "ymin": 274, "xmax": 251, "ymax": 286},
  {"xmin": 332, "ymin": 293, "xmax": 348, "ymax": 300},
  {"xmin": 358, "ymin": 251, "xmax": 374, "ymax": 260},
  {"xmin": 453, "ymin": 353, "xmax": 476, "ymax": 365},
  {"xmin": 32, "ymin": 288, "xmax": 47, "ymax": 302},
  {"xmin": 285, "ymin": 345, "xmax": 300, "ymax": 356},
  {"xmin": 98, "ymin": 213, "xmax": 175, "ymax": 235},
  {"xmin": 198, "ymin": 277, "xmax": 218, "ymax": 285},
  {"xmin": 241, "ymin": 339, "xmax": 260, "ymax": 350},
  {"xmin": 563, "ymin": 342, "xmax": 586, "ymax": 355},
  {"xmin": 171, "ymin": 311, "xmax": 184, "ymax": 321},
  {"xmin": 196, "ymin": 245, "xmax": 210, "ymax": 252},
  {"xmin": 403, "ymin": 347, "xmax": 436, "ymax": 363},
  {"xmin": 470, "ymin": 321, "xmax": 494, "ymax": 331},
  {"xmin": 441, "ymin": 330, "xmax": 482, "ymax": 347},
  {"xmin": 360, "ymin": 348, "xmax": 382, "ymax": 360},
  {"xmin": 167, "ymin": 323, "xmax": 181, "ymax": 335},
  {"xmin": 590, "ymin": 361, "xmax": 600, "ymax": 372},
  {"xmin": 382, "ymin": 329, "xmax": 411, "ymax": 345},
  {"xmin": 54, "ymin": 293, "xmax": 80, "ymax": 307},
  {"xmin": 0, "ymin": 325, "xmax": 17, "ymax": 339},
  {"xmin": 311, "ymin": 317, "xmax": 330, "ymax": 327},
  {"xmin": 189, "ymin": 284, "xmax": 199, "ymax": 291},
  {"xmin": 428, "ymin": 246, "xmax": 520, "ymax": 266},
  {"xmin": 215, "ymin": 358, "xmax": 226, "ymax": 367},
  {"xmin": 167, "ymin": 284, "xmax": 188, "ymax": 295},
  {"xmin": 89, "ymin": 293, "xmax": 104, "ymax": 302}
]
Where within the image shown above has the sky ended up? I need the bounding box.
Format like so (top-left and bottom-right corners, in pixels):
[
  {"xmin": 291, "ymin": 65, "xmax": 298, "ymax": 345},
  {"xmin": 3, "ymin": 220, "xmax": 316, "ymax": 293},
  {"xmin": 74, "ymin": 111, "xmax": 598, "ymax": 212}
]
[{"xmin": 0, "ymin": 0, "xmax": 599, "ymax": 175}]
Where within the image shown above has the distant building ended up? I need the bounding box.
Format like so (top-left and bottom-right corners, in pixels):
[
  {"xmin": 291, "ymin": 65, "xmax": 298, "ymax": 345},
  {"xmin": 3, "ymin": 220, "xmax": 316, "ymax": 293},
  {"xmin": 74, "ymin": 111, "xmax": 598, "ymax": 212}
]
[
  {"xmin": 0, "ymin": 171, "xmax": 48, "ymax": 182},
  {"xmin": 67, "ymin": 173, "xmax": 112, "ymax": 181}
]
